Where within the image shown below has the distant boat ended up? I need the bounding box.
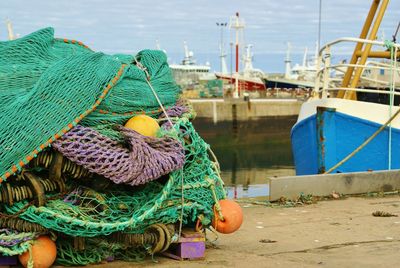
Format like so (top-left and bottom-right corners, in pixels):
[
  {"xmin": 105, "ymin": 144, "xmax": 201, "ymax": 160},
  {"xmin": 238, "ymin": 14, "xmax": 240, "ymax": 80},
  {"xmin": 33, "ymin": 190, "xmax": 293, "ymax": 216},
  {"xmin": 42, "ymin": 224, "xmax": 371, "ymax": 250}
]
[
  {"xmin": 216, "ymin": 73, "xmax": 266, "ymax": 91},
  {"xmin": 216, "ymin": 44, "xmax": 266, "ymax": 92},
  {"xmin": 291, "ymin": 0, "xmax": 400, "ymax": 175},
  {"xmin": 169, "ymin": 41, "xmax": 215, "ymax": 87},
  {"xmin": 263, "ymin": 42, "xmax": 317, "ymax": 90},
  {"xmin": 215, "ymin": 13, "xmax": 266, "ymax": 96}
]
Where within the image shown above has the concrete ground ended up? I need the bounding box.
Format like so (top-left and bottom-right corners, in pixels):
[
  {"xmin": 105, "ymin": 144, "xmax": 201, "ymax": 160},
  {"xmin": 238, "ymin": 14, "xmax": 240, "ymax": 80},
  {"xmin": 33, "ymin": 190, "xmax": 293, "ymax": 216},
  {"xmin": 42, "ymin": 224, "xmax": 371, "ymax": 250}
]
[{"xmin": 80, "ymin": 195, "xmax": 400, "ymax": 268}]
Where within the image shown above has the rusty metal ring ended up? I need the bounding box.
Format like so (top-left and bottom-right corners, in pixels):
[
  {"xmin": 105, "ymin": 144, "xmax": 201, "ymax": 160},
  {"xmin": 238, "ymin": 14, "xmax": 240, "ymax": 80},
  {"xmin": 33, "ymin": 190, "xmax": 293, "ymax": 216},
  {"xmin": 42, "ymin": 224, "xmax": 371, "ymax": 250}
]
[{"xmin": 146, "ymin": 224, "xmax": 165, "ymax": 254}]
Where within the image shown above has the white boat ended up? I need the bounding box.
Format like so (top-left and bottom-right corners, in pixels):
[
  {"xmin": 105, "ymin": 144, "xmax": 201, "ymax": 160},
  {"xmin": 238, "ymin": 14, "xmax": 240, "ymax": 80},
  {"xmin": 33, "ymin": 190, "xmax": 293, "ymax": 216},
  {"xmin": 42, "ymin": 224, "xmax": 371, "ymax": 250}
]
[
  {"xmin": 291, "ymin": 0, "xmax": 400, "ymax": 175},
  {"xmin": 169, "ymin": 41, "xmax": 215, "ymax": 88}
]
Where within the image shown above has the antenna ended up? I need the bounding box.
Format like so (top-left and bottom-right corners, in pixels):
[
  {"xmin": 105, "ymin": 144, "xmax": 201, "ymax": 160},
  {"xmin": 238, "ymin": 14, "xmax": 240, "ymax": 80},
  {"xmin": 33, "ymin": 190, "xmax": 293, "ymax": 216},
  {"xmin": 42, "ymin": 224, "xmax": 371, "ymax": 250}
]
[
  {"xmin": 302, "ymin": 47, "xmax": 308, "ymax": 67},
  {"xmin": 318, "ymin": 0, "xmax": 322, "ymax": 52},
  {"xmin": 216, "ymin": 22, "xmax": 228, "ymax": 73}
]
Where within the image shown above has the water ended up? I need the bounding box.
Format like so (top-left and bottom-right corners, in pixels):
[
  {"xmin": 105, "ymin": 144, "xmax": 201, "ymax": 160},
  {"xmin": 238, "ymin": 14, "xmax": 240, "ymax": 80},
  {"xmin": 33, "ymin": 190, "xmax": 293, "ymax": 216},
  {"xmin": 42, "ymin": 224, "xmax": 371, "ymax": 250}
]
[{"xmin": 192, "ymin": 116, "xmax": 297, "ymax": 198}]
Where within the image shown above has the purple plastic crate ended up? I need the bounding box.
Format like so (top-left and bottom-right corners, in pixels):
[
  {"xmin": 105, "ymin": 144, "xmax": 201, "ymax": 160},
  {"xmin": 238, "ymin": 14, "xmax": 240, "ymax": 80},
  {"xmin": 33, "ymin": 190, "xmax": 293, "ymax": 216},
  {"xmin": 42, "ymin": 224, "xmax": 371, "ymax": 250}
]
[
  {"xmin": 176, "ymin": 241, "xmax": 205, "ymax": 259},
  {"xmin": 0, "ymin": 255, "xmax": 17, "ymax": 265}
]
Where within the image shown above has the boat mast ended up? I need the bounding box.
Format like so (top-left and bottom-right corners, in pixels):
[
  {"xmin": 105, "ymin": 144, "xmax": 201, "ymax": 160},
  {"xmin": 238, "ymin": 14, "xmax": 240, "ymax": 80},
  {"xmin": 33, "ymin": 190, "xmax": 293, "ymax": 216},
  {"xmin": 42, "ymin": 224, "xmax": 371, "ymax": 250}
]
[
  {"xmin": 183, "ymin": 41, "xmax": 190, "ymax": 65},
  {"xmin": 235, "ymin": 13, "xmax": 239, "ymax": 75},
  {"xmin": 6, "ymin": 19, "xmax": 15, "ymax": 40},
  {"xmin": 155, "ymin": 39, "xmax": 161, "ymax": 50},
  {"xmin": 302, "ymin": 47, "xmax": 308, "ymax": 67},
  {"xmin": 230, "ymin": 12, "xmax": 245, "ymax": 98},
  {"xmin": 284, "ymin": 42, "xmax": 292, "ymax": 79},
  {"xmin": 243, "ymin": 44, "xmax": 254, "ymax": 72},
  {"xmin": 217, "ymin": 22, "xmax": 228, "ymax": 74}
]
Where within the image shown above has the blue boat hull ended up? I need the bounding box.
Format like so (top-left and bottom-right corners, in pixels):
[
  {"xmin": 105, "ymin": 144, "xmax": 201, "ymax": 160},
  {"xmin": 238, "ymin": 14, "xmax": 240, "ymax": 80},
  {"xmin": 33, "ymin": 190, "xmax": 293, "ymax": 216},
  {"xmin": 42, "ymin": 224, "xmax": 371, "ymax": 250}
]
[{"xmin": 291, "ymin": 109, "xmax": 400, "ymax": 175}]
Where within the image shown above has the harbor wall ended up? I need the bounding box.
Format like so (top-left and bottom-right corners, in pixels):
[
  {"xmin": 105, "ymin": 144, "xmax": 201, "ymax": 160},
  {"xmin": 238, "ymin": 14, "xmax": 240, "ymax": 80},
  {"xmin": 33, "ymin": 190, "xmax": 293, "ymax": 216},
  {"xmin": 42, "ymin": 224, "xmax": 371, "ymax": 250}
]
[
  {"xmin": 269, "ymin": 170, "xmax": 400, "ymax": 201},
  {"xmin": 189, "ymin": 99, "xmax": 303, "ymax": 122}
]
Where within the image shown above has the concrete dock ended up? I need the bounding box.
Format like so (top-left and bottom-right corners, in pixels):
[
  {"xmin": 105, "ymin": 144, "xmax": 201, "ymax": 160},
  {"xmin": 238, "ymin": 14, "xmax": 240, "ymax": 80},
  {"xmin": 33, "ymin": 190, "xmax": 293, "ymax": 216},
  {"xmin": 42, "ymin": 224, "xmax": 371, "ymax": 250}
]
[
  {"xmin": 269, "ymin": 170, "xmax": 400, "ymax": 201},
  {"xmin": 88, "ymin": 195, "xmax": 400, "ymax": 268},
  {"xmin": 189, "ymin": 98, "xmax": 303, "ymax": 122}
]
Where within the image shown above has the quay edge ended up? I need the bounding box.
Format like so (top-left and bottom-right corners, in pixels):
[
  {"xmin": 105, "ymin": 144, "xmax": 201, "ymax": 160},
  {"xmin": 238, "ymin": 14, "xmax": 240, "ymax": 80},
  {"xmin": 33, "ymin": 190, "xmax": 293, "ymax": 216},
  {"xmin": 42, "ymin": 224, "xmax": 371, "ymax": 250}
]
[
  {"xmin": 268, "ymin": 169, "xmax": 400, "ymax": 201},
  {"xmin": 189, "ymin": 98, "xmax": 303, "ymax": 122}
]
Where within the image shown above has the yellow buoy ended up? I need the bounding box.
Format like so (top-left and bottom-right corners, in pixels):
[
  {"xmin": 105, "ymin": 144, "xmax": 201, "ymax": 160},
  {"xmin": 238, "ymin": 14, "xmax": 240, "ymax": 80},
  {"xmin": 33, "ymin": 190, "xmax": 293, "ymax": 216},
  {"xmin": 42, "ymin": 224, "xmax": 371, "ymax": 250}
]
[{"xmin": 124, "ymin": 115, "xmax": 160, "ymax": 137}]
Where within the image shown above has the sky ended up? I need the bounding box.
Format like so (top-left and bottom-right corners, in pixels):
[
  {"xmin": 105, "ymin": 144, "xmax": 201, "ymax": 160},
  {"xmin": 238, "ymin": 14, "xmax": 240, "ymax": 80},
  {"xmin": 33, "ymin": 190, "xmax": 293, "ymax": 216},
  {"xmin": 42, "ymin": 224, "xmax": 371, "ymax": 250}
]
[{"xmin": 1, "ymin": 0, "xmax": 400, "ymax": 72}]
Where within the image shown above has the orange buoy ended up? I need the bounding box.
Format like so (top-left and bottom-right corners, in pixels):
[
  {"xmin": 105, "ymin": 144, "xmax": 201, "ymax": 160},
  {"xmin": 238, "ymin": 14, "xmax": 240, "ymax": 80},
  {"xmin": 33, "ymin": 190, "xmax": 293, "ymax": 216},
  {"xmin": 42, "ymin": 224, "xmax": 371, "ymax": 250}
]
[
  {"xmin": 124, "ymin": 115, "xmax": 160, "ymax": 137},
  {"xmin": 18, "ymin": 236, "xmax": 57, "ymax": 268},
  {"xmin": 212, "ymin": 199, "xmax": 243, "ymax": 234}
]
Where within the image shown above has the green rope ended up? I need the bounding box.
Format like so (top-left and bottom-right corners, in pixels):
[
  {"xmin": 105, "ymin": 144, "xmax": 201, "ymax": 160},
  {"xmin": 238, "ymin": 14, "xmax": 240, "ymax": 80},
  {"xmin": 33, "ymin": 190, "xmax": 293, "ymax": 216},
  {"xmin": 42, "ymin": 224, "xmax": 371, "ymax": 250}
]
[{"xmin": 0, "ymin": 230, "xmax": 37, "ymax": 256}]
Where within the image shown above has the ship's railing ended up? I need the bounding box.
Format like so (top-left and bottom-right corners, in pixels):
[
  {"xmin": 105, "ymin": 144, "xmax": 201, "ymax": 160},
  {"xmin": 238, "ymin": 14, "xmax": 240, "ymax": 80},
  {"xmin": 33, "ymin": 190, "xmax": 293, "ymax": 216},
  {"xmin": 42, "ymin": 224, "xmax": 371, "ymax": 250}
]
[{"xmin": 312, "ymin": 37, "xmax": 400, "ymax": 99}]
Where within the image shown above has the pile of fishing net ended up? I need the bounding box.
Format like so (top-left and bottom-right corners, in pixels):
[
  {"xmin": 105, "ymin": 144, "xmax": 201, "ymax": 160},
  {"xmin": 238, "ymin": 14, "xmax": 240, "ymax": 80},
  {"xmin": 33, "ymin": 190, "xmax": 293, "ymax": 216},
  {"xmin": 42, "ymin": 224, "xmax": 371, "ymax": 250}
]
[{"xmin": 0, "ymin": 28, "xmax": 225, "ymax": 266}]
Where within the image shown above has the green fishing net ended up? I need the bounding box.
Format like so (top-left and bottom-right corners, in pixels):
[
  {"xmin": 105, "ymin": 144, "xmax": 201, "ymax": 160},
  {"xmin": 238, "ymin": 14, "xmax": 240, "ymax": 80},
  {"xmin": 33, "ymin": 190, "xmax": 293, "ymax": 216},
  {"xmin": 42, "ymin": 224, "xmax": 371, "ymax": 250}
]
[
  {"xmin": 0, "ymin": 27, "xmax": 180, "ymax": 181},
  {"xmin": 0, "ymin": 28, "xmax": 226, "ymax": 264},
  {"xmin": 5, "ymin": 119, "xmax": 225, "ymax": 236}
]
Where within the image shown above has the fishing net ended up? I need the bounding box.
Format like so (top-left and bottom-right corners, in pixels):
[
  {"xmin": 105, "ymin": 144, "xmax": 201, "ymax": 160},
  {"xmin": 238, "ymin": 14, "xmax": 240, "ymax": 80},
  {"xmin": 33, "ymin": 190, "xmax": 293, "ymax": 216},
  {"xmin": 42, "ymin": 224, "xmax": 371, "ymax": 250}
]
[
  {"xmin": 0, "ymin": 27, "xmax": 180, "ymax": 181},
  {"xmin": 56, "ymin": 236, "xmax": 147, "ymax": 266},
  {"xmin": 0, "ymin": 27, "xmax": 226, "ymax": 265},
  {"xmin": 4, "ymin": 119, "xmax": 225, "ymax": 236},
  {"xmin": 0, "ymin": 229, "xmax": 37, "ymax": 256},
  {"xmin": 52, "ymin": 125, "xmax": 185, "ymax": 186}
]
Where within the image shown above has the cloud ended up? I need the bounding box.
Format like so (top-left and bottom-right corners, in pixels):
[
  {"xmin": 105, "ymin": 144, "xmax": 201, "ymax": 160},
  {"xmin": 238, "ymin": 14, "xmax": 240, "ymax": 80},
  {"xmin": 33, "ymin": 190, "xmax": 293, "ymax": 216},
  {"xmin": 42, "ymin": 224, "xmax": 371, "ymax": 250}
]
[{"xmin": 1, "ymin": 0, "xmax": 399, "ymax": 72}]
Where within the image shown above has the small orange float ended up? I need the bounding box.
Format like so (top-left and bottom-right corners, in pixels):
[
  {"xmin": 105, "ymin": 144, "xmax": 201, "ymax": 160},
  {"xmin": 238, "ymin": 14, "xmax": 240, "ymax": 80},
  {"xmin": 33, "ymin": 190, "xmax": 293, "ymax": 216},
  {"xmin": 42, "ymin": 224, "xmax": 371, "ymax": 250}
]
[
  {"xmin": 124, "ymin": 115, "xmax": 160, "ymax": 137},
  {"xmin": 212, "ymin": 199, "xmax": 243, "ymax": 234},
  {"xmin": 18, "ymin": 236, "xmax": 57, "ymax": 268}
]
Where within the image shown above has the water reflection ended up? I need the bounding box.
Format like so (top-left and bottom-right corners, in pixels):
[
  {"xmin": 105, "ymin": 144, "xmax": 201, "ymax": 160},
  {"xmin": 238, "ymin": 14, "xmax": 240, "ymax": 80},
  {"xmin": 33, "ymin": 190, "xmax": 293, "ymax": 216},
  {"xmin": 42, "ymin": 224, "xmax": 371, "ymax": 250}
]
[
  {"xmin": 225, "ymin": 184, "xmax": 270, "ymax": 199},
  {"xmin": 193, "ymin": 116, "xmax": 297, "ymax": 198}
]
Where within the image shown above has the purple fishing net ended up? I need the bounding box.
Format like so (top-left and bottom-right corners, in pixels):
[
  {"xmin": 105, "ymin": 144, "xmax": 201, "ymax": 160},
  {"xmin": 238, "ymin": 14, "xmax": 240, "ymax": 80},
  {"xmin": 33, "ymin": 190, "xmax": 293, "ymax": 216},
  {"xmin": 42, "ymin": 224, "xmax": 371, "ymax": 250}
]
[
  {"xmin": 0, "ymin": 229, "xmax": 36, "ymax": 247},
  {"xmin": 160, "ymin": 100, "xmax": 190, "ymax": 118},
  {"xmin": 52, "ymin": 125, "xmax": 185, "ymax": 186},
  {"xmin": 159, "ymin": 99, "xmax": 190, "ymax": 130}
]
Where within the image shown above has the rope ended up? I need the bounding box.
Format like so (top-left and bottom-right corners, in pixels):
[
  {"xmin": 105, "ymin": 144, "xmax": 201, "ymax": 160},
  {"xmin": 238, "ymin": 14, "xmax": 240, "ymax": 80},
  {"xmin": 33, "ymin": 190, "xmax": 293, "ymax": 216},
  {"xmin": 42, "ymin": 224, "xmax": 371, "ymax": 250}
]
[
  {"xmin": 0, "ymin": 229, "xmax": 37, "ymax": 256},
  {"xmin": 133, "ymin": 56, "xmax": 185, "ymax": 238},
  {"xmin": 384, "ymin": 40, "xmax": 396, "ymax": 169},
  {"xmin": 27, "ymin": 246, "xmax": 34, "ymax": 268},
  {"xmin": 208, "ymin": 178, "xmax": 224, "ymax": 221},
  {"xmin": 324, "ymin": 106, "xmax": 400, "ymax": 174},
  {"xmin": 133, "ymin": 57, "xmax": 173, "ymax": 126}
]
